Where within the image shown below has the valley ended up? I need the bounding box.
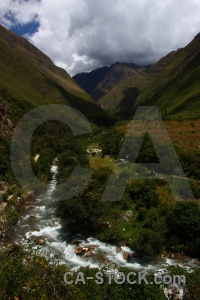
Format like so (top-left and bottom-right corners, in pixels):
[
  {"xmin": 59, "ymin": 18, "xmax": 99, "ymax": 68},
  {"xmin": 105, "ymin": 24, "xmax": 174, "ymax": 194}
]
[{"xmin": 0, "ymin": 24, "xmax": 200, "ymax": 299}]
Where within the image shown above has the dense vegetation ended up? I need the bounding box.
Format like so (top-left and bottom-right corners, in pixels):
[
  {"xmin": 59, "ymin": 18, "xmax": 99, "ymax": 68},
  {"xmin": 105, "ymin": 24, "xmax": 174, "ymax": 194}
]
[
  {"xmin": 136, "ymin": 34, "xmax": 200, "ymax": 120},
  {"xmin": 1, "ymin": 99, "xmax": 200, "ymax": 298},
  {"xmin": 1, "ymin": 244, "xmax": 200, "ymax": 299},
  {"xmin": 54, "ymin": 125, "xmax": 200, "ymax": 258},
  {"xmin": 0, "ymin": 245, "xmax": 167, "ymax": 299}
]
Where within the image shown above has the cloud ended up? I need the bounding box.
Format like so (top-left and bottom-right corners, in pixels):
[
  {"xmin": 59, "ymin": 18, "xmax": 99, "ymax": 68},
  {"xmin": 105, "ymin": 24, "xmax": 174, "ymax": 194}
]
[{"xmin": 1, "ymin": 0, "xmax": 200, "ymax": 75}]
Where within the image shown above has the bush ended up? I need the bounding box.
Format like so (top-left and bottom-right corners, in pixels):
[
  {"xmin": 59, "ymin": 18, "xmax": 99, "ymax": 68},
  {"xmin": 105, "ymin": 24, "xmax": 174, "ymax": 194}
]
[
  {"xmin": 129, "ymin": 180, "xmax": 159, "ymax": 209},
  {"xmin": 166, "ymin": 201, "xmax": 200, "ymax": 256},
  {"xmin": 133, "ymin": 228, "xmax": 165, "ymax": 255}
]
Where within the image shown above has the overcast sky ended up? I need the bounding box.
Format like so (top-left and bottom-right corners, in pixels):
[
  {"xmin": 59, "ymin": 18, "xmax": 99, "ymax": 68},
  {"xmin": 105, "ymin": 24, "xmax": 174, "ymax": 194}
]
[{"xmin": 1, "ymin": 0, "xmax": 200, "ymax": 75}]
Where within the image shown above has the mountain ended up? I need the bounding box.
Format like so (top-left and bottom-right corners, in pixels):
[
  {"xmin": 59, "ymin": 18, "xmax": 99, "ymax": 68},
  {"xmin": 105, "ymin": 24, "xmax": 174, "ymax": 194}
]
[
  {"xmin": 135, "ymin": 33, "xmax": 200, "ymax": 119},
  {"xmin": 98, "ymin": 51, "xmax": 177, "ymax": 117},
  {"xmin": 98, "ymin": 33, "xmax": 200, "ymax": 119},
  {"xmin": 0, "ymin": 25, "xmax": 111, "ymax": 124},
  {"xmin": 73, "ymin": 62, "xmax": 143, "ymax": 101}
]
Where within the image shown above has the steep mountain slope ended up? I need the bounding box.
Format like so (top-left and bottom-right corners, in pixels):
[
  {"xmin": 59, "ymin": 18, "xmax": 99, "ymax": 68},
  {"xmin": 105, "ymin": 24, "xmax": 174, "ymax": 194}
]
[
  {"xmin": 135, "ymin": 33, "xmax": 200, "ymax": 119},
  {"xmin": 0, "ymin": 25, "xmax": 111, "ymax": 124},
  {"xmin": 98, "ymin": 51, "xmax": 176, "ymax": 117},
  {"xmin": 73, "ymin": 66, "xmax": 110, "ymax": 100},
  {"xmin": 73, "ymin": 62, "xmax": 143, "ymax": 101}
]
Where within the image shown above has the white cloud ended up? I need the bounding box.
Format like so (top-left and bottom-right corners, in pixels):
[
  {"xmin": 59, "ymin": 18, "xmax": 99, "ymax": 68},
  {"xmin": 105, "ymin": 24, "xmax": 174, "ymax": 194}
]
[{"xmin": 1, "ymin": 0, "xmax": 200, "ymax": 75}]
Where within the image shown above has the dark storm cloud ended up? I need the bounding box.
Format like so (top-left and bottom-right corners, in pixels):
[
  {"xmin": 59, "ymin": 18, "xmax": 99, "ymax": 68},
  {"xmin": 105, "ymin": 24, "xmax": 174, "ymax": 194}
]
[{"xmin": 1, "ymin": 0, "xmax": 200, "ymax": 75}]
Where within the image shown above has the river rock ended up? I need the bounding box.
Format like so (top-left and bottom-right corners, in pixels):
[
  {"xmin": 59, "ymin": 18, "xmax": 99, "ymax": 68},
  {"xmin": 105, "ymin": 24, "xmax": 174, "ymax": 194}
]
[
  {"xmin": 38, "ymin": 239, "xmax": 46, "ymax": 245},
  {"xmin": 30, "ymin": 214, "xmax": 36, "ymax": 218},
  {"xmin": 116, "ymin": 246, "xmax": 122, "ymax": 253},
  {"xmin": 84, "ymin": 251, "xmax": 93, "ymax": 257},
  {"xmin": 75, "ymin": 247, "xmax": 88, "ymax": 255},
  {"xmin": 100, "ymin": 254, "xmax": 108, "ymax": 264},
  {"xmin": 109, "ymin": 263, "xmax": 117, "ymax": 269},
  {"xmin": 90, "ymin": 245, "xmax": 99, "ymax": 250},
  {"xmin": 123, "ymin": 252, "xmax": 131, "ymax": 261}
]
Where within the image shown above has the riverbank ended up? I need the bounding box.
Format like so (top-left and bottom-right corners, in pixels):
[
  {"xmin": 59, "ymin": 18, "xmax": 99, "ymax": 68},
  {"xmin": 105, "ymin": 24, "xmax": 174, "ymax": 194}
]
[{"xmin": 0, "ymin": 182, "xmax": 36, "ymax": 253}]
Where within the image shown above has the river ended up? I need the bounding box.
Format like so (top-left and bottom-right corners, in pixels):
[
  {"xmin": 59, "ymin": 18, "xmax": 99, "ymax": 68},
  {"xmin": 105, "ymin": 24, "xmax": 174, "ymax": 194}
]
[{"xmin": 13, "ymin": 162, "xmax": 199, "ymax": 274}]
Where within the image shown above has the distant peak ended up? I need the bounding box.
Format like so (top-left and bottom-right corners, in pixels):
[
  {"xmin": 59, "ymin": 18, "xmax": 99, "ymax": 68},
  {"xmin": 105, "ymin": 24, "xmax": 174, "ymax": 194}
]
[{"xmin": 110, "ymin": 62, "xmax": 141, "ymax": 70}]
